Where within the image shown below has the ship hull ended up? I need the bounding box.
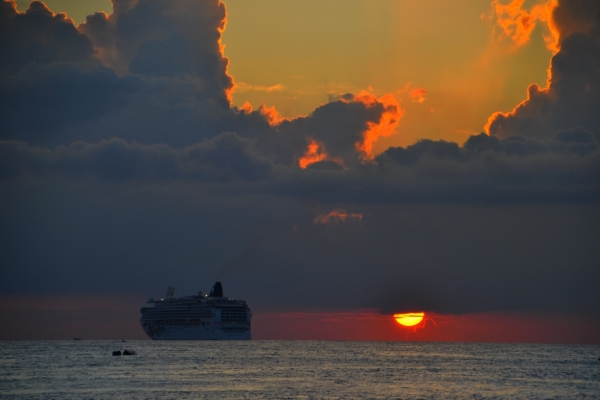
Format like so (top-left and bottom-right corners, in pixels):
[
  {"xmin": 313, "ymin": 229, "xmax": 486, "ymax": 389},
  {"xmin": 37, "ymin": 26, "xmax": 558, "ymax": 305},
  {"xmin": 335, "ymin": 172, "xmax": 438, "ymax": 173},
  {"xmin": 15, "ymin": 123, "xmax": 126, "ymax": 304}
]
[{"xmin": 141, "ymin": 322, "xmax": 251, "ymax": 340}]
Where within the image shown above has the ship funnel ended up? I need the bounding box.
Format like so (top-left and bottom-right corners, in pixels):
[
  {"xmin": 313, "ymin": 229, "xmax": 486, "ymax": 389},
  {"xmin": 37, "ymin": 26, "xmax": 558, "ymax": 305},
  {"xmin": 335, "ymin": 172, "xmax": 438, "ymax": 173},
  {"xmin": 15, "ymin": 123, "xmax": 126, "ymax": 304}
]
[
  {"xmin": 209, "ymin": 282, "xmax": 223, "ymax": 297},
  {"xmin": 166, "ymin": 286, "xmax": 175, "ymax": 299}
]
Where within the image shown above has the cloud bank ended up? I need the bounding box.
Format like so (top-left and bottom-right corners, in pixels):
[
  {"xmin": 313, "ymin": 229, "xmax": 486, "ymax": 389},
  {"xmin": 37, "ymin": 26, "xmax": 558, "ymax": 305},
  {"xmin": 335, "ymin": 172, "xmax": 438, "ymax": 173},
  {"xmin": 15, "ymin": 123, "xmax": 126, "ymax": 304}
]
[{"xmin": 0, "ymin": 0, "xmax": 598, "ymax": 317}]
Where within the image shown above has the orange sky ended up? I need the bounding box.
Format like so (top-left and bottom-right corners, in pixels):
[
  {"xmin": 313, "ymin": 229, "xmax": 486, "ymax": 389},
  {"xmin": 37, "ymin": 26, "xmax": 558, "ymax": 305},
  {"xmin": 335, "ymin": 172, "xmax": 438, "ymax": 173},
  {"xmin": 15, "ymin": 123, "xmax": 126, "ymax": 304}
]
[
  {"xmin": 1, "ymin": 294, "xmax": 599, "ymax": 343},
  {"xmin": 223, "ymin": 0, "xmax": 558, "ymax": 150},
  {"xmin": 253, "ymin": 311, "xmax": 600, "ymax": 343}
]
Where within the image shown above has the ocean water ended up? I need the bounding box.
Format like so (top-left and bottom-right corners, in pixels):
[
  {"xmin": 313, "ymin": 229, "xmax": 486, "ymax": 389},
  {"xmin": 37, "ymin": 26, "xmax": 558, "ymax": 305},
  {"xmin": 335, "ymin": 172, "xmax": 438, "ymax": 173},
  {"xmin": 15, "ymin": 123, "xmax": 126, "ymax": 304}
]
[{"xmin": 1, "ymin": 341, "xmax": 599, "ymax": 399}]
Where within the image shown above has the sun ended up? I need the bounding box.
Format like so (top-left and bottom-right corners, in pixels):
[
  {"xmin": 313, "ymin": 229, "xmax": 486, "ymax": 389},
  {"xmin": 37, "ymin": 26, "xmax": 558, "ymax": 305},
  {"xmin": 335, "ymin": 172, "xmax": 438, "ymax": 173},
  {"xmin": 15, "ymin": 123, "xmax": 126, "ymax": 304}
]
[{"xmin": 394, "ymin": 312, "xmax": 425, "ymax": 327}]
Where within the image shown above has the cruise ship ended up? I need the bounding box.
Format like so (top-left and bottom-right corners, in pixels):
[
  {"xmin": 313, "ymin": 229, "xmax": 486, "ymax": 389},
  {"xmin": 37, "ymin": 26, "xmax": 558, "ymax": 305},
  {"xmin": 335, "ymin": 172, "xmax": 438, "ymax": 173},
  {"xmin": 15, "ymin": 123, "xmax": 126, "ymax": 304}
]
[{"xmin": 140, "ymin": 282, "xmax": 251, "ymax": 340}]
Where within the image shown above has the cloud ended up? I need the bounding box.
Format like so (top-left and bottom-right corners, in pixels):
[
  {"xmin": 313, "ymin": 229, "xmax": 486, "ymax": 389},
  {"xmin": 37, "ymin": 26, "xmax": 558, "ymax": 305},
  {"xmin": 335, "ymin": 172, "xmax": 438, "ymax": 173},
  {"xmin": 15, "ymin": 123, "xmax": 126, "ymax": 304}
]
[
  {"xmin": 551, "ymin": 0, "xmax": 600, "ymax": 43},
  {"xmin": 297, "ymin": 139, "xmax": 346, "ymax": 169},
  {"xmin": 3, "ymin": 130, "xmax": 597, "ymax": 203},
  {"xmin": 491, "ymin": 0, "xmax": 559, "ymax": 51},
  {"xmin": 380, "ymin": 133, "xmax": 599, "ymax": 204},
  {"xmin": 0, "ymin": 132, "xmax": 272, "ymax": 182},
  {"xmin": 1, "ymin": 0, "xmax": 403, "ymax": 157},
  {"xmin": 0, "ymin": 0, "xmax": 237, "ymax": 147},
  {"xmin": 486, "ymin": 0, "xmax": 600, "ymax": 140},
  {"xmin": 215, "ymin": 202, "xmax": 600, "ymax": 315},
  {"xmin": 78, "ymin": 0, "xmax": 233, "ymax": 101},
  {"xmin": 235, "ymin": 82, "xmax": 285, "ymax": 93},
  {"xmin": 268, "ymin": 132, "xmax": 599, "ymax": 205},
  {"xmin": 0, "ymin": 63, "xmax": 141, "ymax": 142},
  {"xmin": 313, "ymin": 211, "xmax": 363, "ymax": 224},
  {"xmin": 0, "ymin": 1, "xmax": 97, "ymax": 72},
  {"xmin": 348, "ymin": 91, "xmax": 404, "ymax": 160},
  {"xmin": 409, "ymin": 87, "xmax": 427, "ymax": 103},
  {"xmin": 245, "ymin": 94, "xmax": 401, "ymax": 168},
  {"xmin": 298, "ymin": 139, "xmax": 330, "ymax": 169}
]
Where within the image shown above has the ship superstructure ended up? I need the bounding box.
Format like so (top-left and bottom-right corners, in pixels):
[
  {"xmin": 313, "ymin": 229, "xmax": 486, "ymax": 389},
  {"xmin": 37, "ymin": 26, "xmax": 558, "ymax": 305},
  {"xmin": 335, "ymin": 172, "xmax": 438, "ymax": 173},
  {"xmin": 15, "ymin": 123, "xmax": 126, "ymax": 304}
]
[{"xmin": 140, "ymin": 282, "xmax": 251, "ymax": 340}]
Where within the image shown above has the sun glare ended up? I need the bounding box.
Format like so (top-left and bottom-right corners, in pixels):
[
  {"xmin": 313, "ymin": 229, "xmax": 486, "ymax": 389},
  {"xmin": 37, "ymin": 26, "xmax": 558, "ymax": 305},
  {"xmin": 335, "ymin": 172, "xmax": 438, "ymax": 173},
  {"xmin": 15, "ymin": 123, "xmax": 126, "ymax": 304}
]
[{"xmin": 394, "ymin": 312, "xmax": 425, "ymax": 327}]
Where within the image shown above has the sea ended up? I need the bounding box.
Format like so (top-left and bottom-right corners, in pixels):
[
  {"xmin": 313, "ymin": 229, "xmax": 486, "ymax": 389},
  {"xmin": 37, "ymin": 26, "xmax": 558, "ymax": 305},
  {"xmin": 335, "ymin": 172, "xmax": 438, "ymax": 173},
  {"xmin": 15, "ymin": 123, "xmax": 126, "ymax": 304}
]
[{"xmin": 1, "ymin": 341, "xmax": 599, "ymax": 399}]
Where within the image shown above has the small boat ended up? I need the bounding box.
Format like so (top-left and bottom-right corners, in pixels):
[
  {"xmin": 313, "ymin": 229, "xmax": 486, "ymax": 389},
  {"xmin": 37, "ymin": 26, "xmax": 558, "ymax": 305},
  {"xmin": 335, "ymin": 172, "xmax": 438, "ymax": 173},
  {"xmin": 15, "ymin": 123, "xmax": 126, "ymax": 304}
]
[
  {"xmin": 112, "ymin": 350, "xmax": 121, "ymax": 356},
  {"xmin": 123, "ymin": 349, "xmax": 136, "ymax": 355}
]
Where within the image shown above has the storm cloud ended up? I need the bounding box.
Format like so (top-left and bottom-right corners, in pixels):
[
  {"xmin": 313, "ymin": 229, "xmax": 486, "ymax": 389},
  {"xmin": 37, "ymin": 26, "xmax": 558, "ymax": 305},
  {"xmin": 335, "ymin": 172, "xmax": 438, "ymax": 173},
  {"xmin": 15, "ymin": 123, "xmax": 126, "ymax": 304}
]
[{"xmin": 0, "ymin": 0, "xmax": 598, "ymax": 319}]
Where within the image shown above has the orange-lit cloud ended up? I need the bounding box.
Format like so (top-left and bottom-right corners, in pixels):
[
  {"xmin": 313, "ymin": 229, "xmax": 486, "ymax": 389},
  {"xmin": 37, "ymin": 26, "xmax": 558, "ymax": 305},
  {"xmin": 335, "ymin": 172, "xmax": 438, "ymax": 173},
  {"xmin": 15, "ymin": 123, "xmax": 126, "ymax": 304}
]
[
  {"xmin": 484, "ymin": 82, "xmax": 549, "ymax": 135},
  {"xmin": 259, "ymin": 104, "xmax": 283, "ymax": 125},
  {"xmin": 240, "ymin": 101, "xmax": 253, "ymax": 113},
  {"xmin": 297, "ymin": 139, "xmax": 345, "ymax": 169},
  {"xmin": 313, "ymin": 210, "xmax": 363, "ymax": 224},
  {"xmin": 235, "ymin": 82, "xmax": 285, "ymax": 92},
  {"xmin": 409, "ymin": 88, "xmax": 427, "ymax": 103},
  {"xmin": 298, "ymin": 139, "xmax": 328, "ymax": 168},
  {"xmin": 487, "ymin": 0, "xmax": 600, "ymax": 139},
  {"xmin": 348, "ymin": 91, "xmax": 403, "ymax": 160},
  {"xmin": 491, "ymin": 0, "xmax": 559, "ymax": 53},
  {"xmin": 218, "ymin": 4, "xmax": 234, "ymax": 103}
]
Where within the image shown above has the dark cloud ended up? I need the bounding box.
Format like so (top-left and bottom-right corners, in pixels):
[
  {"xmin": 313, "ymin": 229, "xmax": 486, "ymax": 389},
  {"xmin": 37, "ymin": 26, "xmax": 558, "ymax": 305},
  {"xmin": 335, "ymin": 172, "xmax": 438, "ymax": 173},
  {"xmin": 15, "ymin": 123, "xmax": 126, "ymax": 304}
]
[
  {"xmin": 252, "ymin": 98, "xmax": 387, "ymax": 168},
  {"xmin": 487, "ymin": 0, "xmax": 600, "ymax": 139},
  {"xmin": 129, "ymin": 34, "xmax": 194, "ymax": 77},
  {"xmin": 0, "ymin": 1, "xmax": 96, "ymax": 72},
  {"xmin": 0, "ymin": 132, "xmax": 272, "ymax": 182},
  {"xmin": 554, "ymin": 126, "xmax": 598, "ymax": 145},
  {"xmin": 1, "ymin": 0, "xmax": 399, "ymax": 156},
  {"xmin": 0, "ymin": 0, "xmax": 241, "ymax": 147},
  {"xmin": 79, "ymin": 0, "xmax": 232, "ymax": 100},
  {"xmin": 379, "ymin": 134, "xmax": 600, "ymax": 203},
  {"xmin": 0, "ymin": 63, "xmax": 141, "ymax": 142},
  {"xmin": 78, "ymin": 11, "xmax": 114, "ymax": 48},
  {"xmin": 3, "ymin": 131, "xmax": 597, "ymax": 203},
  {"xmin": 267, "ymin": 133, "xmax": 599, "ymax": 204},
  {"xmin": 552, "ymin": 0, "xmax": 600, "ymax": 42},
  {"xmin": 209, "ymin": 199, "xmax": 596, "ymax": 316},
  {"xmin": 4, "ymin": 185, "xmax": 595, "ymax": 316},
  {"xmin": 0, "ymin": 0, "xmax": 598, "ymax": 321}
]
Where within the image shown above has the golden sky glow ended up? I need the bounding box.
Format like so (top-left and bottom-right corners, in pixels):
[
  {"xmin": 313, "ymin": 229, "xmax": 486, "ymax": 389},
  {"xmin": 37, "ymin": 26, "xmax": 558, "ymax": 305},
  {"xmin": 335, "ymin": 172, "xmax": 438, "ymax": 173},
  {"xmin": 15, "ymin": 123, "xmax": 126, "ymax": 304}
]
[{"xmin": 223, "ymin": 0, "xmax": 555, "ymax": 150}]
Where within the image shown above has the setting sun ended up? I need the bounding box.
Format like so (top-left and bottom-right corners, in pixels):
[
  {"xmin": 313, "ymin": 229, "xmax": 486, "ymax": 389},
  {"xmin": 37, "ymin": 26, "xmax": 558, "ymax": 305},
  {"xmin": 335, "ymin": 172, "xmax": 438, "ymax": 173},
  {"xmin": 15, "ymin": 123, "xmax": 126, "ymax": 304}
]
[{"xmin": 394, "ymin": 312, "xmax": 425, "ymax": 327}]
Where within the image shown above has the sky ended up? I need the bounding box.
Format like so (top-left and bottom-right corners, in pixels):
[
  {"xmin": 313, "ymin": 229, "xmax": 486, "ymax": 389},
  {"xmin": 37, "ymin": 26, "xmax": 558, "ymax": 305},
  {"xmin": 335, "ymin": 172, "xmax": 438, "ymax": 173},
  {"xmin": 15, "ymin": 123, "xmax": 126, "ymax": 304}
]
[{"xmin": 0, "ymin": 0, "xmax": 599, "ymax": 342}]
